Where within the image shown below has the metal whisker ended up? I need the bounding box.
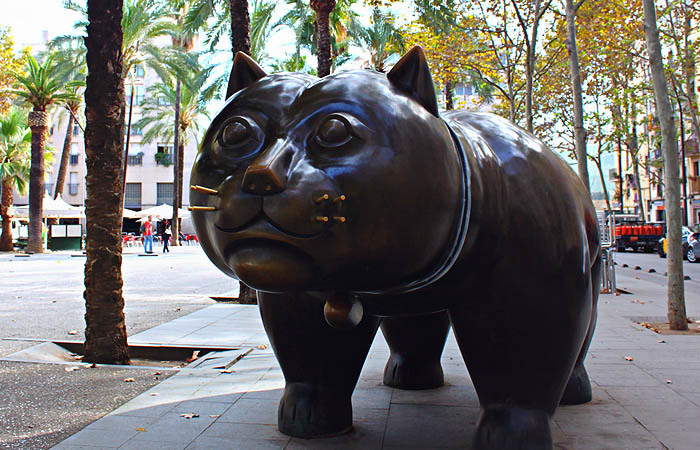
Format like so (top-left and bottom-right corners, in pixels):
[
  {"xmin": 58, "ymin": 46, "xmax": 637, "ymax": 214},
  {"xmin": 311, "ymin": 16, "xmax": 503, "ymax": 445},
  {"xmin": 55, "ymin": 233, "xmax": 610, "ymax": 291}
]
[
  {"xmin": 188, "ymin": 206, "xmax": 217, "ymax": 211},
  {"xmin": 315, "ymin": 216, "xmax": 329, "ymax": 223},
  {"xmin": 333, "ymin": 216, "xmax": 346, "ymax": 223},
  {"xmin": 315, "ymin": 194, "xmax": 329, "ymax": 204},
  {"xmin": 190, "ymin": 185, "xmax": 219, "ymax": 195},
  {"xmin": 333, "ymin": 195, "xmax": 346, "ymax": 203}
]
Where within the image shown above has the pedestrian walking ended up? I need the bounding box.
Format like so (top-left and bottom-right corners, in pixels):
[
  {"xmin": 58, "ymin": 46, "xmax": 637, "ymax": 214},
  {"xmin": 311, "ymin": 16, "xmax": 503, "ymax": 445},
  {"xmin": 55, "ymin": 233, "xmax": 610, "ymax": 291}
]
[
  {"xmin": 143, "ymin": 215, "xmax": 154, "ymax": 253},
  {"xmin": 162, "ymin": 220, "xmax": 171, "ymax": 253}
]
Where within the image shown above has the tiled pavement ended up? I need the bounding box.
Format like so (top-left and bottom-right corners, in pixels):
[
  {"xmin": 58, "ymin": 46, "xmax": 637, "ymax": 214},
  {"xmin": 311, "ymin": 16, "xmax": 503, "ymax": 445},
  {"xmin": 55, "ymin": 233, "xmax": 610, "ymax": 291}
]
[{"xmin": 53, "ymin": 270, "xmax": 700, "ymax": 450}]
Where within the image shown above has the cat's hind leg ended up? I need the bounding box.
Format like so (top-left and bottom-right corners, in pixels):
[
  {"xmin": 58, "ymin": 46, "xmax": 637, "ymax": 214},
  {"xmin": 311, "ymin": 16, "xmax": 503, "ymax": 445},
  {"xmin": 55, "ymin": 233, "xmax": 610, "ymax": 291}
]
[
  {"xmin": 381, "ymin": 310, "xmax": 450, "ymax": 390},
  {"xmin": 258, "ymin": 291, "xmax": 380, "ymax": 438},
  {"xmin": 561, "ymin": 252, "xmax": 601, "ymax": 405}
]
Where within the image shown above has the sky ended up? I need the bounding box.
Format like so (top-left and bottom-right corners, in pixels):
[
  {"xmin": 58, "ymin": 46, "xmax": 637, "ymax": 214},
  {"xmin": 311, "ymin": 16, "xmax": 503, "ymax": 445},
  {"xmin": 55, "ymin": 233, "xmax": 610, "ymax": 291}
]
[
  {"xmin": 0, "ymin": 0, "xmax": 611, "ymax": 195},
  {"xmin": 0, "ymin": 0, "xmax": 83, "ymax": 50}
]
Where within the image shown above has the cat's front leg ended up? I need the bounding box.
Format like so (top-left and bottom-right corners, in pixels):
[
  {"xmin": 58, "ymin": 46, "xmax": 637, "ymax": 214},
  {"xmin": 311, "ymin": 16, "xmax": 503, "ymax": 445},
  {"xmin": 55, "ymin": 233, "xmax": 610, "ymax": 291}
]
[{"xmin": 258, "ymin": 291, "xmax": 380, "ymax": 438}]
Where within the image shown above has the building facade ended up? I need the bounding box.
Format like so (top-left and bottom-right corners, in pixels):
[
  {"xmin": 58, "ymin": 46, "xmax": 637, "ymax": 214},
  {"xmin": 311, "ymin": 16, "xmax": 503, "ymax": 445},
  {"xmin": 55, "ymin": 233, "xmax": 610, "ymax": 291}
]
[{"xmin": 14, "ymin": 63, "xmax": 200, "ymax": 232}]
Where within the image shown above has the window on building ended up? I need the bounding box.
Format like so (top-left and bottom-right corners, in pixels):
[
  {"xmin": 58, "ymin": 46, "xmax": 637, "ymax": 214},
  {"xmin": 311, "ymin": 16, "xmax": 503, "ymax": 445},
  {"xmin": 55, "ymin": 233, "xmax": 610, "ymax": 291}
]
[
  {"xmin": 157, "ymin": 96, "xmax": 172, "ymax": 106},
  {"xmin": 155, "ymin": 144, "xmax": 173, "ymax": 165},
  {"xmin": 73, "ymin": 123, "xmax": 80, "ymax": 136},
  {"xmin": 126, "ymin": 85, "xmax": 144, "ymax": 105},
  {"xmin": 70, "ymin": 143, "xmax": 80, "ymax": 165},
  {"xmin": 133, "ymin": 64, "xmax": 145, "ymax": 78},
  {"xmin": 69, "ymin": 172, "xmax": 79, "ymax": 196},
  {"xmin": 131, "ymin": 125, "xmax": 143, "ymax": 136},
  {"xmin": 125, "ymin": 183, "xmax": 142, "ymax": 208},
  {"xmin": 694, "ymin": 161, "xmax": 699, "ymax": 177},
  {"xmin": 157, "ymin": 182, "xmax": 174, "ymax": 205}
]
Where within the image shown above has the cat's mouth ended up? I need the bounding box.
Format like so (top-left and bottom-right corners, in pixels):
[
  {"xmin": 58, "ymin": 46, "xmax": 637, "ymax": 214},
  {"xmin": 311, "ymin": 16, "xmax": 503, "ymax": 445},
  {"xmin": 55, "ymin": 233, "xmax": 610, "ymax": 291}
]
[{"xmin": 215, "ymin": 212, "xmax": 324, "ymax": 239}]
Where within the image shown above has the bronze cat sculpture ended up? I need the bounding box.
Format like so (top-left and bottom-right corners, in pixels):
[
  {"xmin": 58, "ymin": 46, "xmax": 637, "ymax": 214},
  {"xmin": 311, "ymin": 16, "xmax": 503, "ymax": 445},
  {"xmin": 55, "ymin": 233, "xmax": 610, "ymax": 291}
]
[{"xmin": 189, "ymin": 47, "xmax": 600, "ymax": 449}]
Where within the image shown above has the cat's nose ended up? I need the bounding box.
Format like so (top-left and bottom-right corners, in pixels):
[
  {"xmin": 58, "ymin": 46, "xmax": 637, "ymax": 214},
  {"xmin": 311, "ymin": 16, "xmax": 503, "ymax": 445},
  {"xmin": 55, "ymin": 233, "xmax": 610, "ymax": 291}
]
[{"xmin": 242, "ymin": 139, "xmax": 291, "ymax": 195}]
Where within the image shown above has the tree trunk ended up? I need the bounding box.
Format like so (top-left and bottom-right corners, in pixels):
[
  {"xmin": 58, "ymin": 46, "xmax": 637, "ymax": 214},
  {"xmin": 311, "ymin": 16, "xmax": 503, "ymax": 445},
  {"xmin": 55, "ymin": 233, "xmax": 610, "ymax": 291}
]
[
  {"xmin": 643, "ymin": 0, "xmax": 687, "ymax": 330},
  {"xmin": 172, "ymin": 80, "xmax": 181, "ymax": 246},
  {"xmin": 593, "ymin": 153, "xmax": 612, "ymax": 213},
  {"xmin": 311, "ymin": 0, "xmax": 336, "ymax": 77},
  {"xmin": 565, "ymin": 0, "xmax": 589, "ymax": 192},
  {"xmin": 230, "ymin": 0, "xmax": 251, "ymax": 55},
  {"xmin": 445, "ymin": 81, "xmax": 454, "ymax": 110},
  {"xmin": 54, "ymin": 113, "xmax": 74, "ymax": 200},
  {"xmin": 83, "ymin": 0, "xmax": 130, "ymax": 363},
  {"xmin": 173, "ymin": 129, "xmax": 185, "ymax": 246},
  {"xmin": 26, "ymin": 109, "xmax": 48, "ymax": 253},
  {"xmin": 1, "ymin": 178, "xmax": 14, "ymax": 251}
]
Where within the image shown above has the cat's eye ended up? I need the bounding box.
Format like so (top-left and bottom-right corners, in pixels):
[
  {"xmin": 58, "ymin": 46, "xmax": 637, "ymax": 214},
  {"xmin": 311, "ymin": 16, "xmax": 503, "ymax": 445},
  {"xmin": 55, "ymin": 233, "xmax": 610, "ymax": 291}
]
[
  {"xmin": 315, "ymin": 116, "xmax": 352, "ymax": 147},
  {"xmin": 221, "ymin": 120, "xmax": 249, "ymax": 146},
  {"xmin": 219, "ymin": 119, "xmax": 253, "ymax": 147},
  {"xmin": 216, "ymin": 116, "xmax": 264, "ymax": 159}
]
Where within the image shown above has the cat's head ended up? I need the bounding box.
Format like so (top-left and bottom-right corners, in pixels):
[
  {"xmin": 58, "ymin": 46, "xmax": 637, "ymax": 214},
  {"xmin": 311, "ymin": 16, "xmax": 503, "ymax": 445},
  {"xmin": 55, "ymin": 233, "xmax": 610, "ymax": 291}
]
[{"xmin": 190, "ymin": 47, "xmax": 464, "ymax": 293}]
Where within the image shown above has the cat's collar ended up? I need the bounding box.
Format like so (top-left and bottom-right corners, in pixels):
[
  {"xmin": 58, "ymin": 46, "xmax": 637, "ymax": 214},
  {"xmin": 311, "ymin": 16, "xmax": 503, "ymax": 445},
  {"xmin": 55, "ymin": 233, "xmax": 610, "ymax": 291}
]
[{"xmin": 354, "ymin": 119, "xmax": 471, "ymax": 296}]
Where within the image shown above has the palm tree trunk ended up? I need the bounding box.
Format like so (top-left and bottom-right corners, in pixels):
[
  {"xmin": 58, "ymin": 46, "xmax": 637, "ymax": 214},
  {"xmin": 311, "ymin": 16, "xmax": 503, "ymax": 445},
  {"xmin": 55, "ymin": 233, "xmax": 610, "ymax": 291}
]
[
  {"xmin": 83, "ymin": 0, "xmax": 130, "ymax": 364},
  {"xmin": 1, "ymin": 178, "xmax": 14, "ymax": 251},
  {"xmin": 174, "ymin": 130, "xmax": 185, "ymax": 246},
  {"xmin": 172, "ymin": 80, "xmax": 181, "ymax": 246},
  {"xmin": 230, "ymin": 0, "xmax": 251, "ymax": 55},
  {"xmin": 26, "ymin": 109, "xmax": 48, "ymax": 253},
  {"xmin": 311, "ymin": 0, "xmax": 336, "ymax": 77},
  {"xmin": 643, "ymin": 0, "xmax": 687, "ymax": 330},
  {"xmin": 54, "ymin": 113, "xmax": 74, "ymax": 199}
]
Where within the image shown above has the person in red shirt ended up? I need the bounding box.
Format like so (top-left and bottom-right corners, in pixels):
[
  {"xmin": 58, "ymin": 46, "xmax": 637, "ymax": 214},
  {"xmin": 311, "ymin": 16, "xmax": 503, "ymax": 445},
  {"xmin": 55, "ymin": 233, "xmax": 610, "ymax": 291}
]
[{"xmin": 143, "ymin": 215, "xmax": 154, "ymax": 253}]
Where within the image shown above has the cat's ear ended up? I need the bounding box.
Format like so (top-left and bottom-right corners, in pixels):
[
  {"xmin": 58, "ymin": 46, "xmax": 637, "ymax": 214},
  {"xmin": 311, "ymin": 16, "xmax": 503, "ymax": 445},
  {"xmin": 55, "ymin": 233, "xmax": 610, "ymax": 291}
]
[
  {"xmin": 387, "ymin": 46, "xmax": 438, "ymax": 116},
  {"xmin": 226, "ymin": 52, "xmax": 267, "ymax": 100}
]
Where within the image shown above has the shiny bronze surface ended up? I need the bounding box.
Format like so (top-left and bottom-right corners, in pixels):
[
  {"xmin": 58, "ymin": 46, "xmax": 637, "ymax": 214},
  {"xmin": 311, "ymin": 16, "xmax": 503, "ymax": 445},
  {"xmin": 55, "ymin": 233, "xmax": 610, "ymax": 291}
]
[{"xmin": 190, "ymin": 47, "xmax": 600, "ymax": 448}]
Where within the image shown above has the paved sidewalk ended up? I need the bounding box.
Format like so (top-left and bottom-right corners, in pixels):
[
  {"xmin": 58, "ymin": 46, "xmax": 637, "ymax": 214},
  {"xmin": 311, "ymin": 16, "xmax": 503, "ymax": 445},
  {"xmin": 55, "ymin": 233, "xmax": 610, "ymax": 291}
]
[{"xmin": 53, "ymin": 268, "xmax": 700, "ymax": 450}]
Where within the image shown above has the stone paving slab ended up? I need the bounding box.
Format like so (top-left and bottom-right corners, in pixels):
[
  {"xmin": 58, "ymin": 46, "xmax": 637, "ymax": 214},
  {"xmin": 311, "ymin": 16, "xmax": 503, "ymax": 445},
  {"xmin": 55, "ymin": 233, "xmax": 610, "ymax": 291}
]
[{"xmin": 53, "ymin": 270, "xmax": 700, "ymax": 449}]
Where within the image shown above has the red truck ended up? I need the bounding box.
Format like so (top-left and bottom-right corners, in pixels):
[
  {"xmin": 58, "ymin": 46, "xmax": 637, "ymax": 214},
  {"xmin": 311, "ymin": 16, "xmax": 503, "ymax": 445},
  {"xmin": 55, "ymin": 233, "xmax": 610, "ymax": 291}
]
[{"xmin": 613, "ymin": 215, "xmax": 664, "ymax": 253}]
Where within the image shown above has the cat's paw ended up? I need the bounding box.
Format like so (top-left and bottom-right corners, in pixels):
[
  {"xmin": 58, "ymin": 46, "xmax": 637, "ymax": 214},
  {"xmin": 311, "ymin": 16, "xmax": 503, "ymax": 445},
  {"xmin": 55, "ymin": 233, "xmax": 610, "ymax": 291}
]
[
  {"xmin": 278, "ymin": 383, "xmax": 352, "ymax": 438},
  {"xmin": 383, "ymin": 353, "xmax": 444, "ymax": 390},
  {"xmin": 560, "ymin": 364, "xmax": 592, "ymax": 405},
  {"xmin": 474, "ymin": 406, "xmax": 552, "ymax": 450}
]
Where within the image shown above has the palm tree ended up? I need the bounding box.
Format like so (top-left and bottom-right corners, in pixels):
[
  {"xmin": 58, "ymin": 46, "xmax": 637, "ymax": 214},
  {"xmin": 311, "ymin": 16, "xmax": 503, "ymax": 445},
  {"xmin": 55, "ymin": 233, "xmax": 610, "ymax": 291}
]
[
  {"xmin": 134, "ymin": 58, "xmax": 215, "ymax": 202},
  {"xmin": 46, "ymin": 36, "xmax": 86, "ymax": 200},
  {"xmin": 281, "ymin": 0, "xmax": 357, "ymax": 75},
  {"xmin": 83, "ymin": 0, "xmax": 130, "ymax": 364},
  {"xmin": 62, "ymin": 0, "xmax": 174, "ymax": 207},
  {"xmin": 0, "ymin": 109, "xmax": 31, "ymax": 251},
  {"xmin": 349, "ymin": 7, "xmax": 404, "ymax": 72},
  {"xmin": 8, "ymin": 53, "xmax": 79, "ymax": 253}
]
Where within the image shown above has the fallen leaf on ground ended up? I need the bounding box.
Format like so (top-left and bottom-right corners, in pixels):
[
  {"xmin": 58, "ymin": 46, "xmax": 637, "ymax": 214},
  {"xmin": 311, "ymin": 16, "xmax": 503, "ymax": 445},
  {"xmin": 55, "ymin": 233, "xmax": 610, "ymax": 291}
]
[
  {"xmin": 657, "ymin": 340, "xmax": 666, "ymax": 343},
  {"xmin": 666, "ymin": 380, "xmax": 673, "ymax": 384},
  {"xmin": 65, "ymin": 366, "xmax": 79, "ymax": 372},
  {"xmin": 624, "ymin": 356, "xmax": 634, "ymax": 361},
  {"xmin": 72, "ymin": 355, "xmax": 83, "ymax": 360},
  {"xmin": 174, "ymin": 307, "xmax": 181, "ymax": 312},
  {"xmin": 222, "ymin": 368, "xmax": 234, "ymax": 373},
  {"xmin": 124, "ymin": 378, "xmax": 135, "ymax": 382},
  {"xmin": 150, "ymin": 393, "xmax": 159, "ymax": 396},
  {"xmin": 180, "ymin": 413, "xmax": 199, "ymax": 419},
  {"xmin": 67, "ymin": 330, "xmax": 78, "ymax": 335},
  {"xmin": 153, "ymin": 371, "xmax": 161, "ymax": 375},
  {"xmin": 135, "ymin": 427, "xmax": 147, "ymax": 432},
  {"xmin": 256, "ymin": 345, "xmax": 267, "ymax": 350},
  {"xmin": 209, "ymin": 415, "xmax": 220, "ymax": 418},
  {"xmin": 90, "ymin": 363, "xmax": 97, "ymax": 368}
]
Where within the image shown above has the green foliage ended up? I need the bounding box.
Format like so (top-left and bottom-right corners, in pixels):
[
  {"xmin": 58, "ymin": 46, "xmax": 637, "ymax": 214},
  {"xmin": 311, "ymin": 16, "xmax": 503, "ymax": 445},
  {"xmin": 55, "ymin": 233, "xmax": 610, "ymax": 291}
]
[
  {"xmin": 0, "ymin": 28, "xmax": 25, "ymax": 115},
  {"xmin": 135, "ymin": 56, "xmax": 215, "ymax": 148},
  {"xmin": 0, "ymin": 108, "xmax": 32, "ymax": 195},
  {"xmin": 7, "ymin": 53, "xmax": 82, "ymax": 111},
  {"xmin": 348, "ymin": 7, "xmax": 404, "ymax": 72}
]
